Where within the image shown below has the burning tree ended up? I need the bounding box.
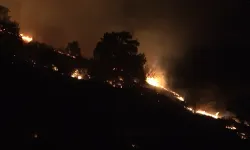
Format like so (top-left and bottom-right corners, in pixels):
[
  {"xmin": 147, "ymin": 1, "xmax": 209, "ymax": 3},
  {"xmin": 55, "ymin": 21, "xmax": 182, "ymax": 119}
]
[{"xmin": 90, "ymin": 31, "xmax": 146, "ymax": 86}]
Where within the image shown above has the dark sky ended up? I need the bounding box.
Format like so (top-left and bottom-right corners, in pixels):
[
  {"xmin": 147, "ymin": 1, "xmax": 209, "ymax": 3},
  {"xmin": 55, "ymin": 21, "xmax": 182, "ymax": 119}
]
[{"xmin": 1, "ymin": 0, "xmax": 250, "ymax": 114}]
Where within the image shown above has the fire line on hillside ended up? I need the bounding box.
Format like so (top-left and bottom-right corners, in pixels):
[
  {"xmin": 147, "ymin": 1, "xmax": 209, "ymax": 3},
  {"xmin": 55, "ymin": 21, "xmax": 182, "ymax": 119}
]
[{"xmin": 18, "ymin": 33, "xmax": 249, "ymax": 140}]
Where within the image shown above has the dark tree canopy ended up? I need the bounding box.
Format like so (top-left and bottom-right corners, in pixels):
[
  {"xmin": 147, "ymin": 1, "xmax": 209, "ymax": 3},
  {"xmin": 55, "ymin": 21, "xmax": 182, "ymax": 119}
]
[
  {"xmin": 0, "ymin": 5, "xmax": 10, "ymax": 21},
  {"xmin": 66, "ymin": 41, "xmax": 81, "ymax": 57},
  {"xmin": 0, "ymin": 6, "xmax": 19, "ymax": 36},
  {"xmin": 2, "ymin": 21, "xmax": 20, "ymax": 36},
  {"xmin": 91, "ymin": 31, "xmax": 146, "ymax": 85},
  {"xmin": 93, "ymin": 31, "xmax": 140, "ymax": 59}
]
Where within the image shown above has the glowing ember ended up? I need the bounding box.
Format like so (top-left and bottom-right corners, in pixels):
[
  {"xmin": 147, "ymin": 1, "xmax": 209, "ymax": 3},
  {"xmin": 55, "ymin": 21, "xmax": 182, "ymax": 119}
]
[
  {"xmin": 146, "ymin": 69, "xmax": 223, "ymax": 120},
  {"xmin": 186, "ymin": 107, "xmax": 195, "ymax": 113},
  {"xmin": 54, "ymin": 49, "xmax": 76, "ymax": 59},
  {"xmin": 196, "ymin": 110, "xmax": 220, "ymax": 119},
  {"xmin": 226, "ymin": 126, "xmax": 237, "ymax": 130},
  {"xmin": 52, "ymin": 64, "xmax": 58, "ymax": 71},
  {"xmin": 20, "ymin": 34, "xmax": 33, "ymax": 43},
  {"xmin": 185, "ymin": 106, "xmax": 220, "ymax": 119},
  {"xmin": 176, "ymin": 96, "xmax": 184, "ymax": 101},
  {"xmin": 71, "ymin": 69, "xmax": 83, "ymax": 80},
  {"xmin": 106, "ymin": 78, "xmax": 123, "ymax": 88},
  {"xmin": 166, "ymin": 90, "xmax": 185, "ymax": 102},
  {"xmin": 77, "ymin": 76, "xmax": 82, "ymax": 80},
  {"xmin": 238, "ymin": 132, "xmax": 248, "ymax": 139}
]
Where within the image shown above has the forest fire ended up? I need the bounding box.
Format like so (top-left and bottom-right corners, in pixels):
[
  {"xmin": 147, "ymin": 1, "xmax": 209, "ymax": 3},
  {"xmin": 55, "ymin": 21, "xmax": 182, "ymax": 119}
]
[
  {"xmin": 146, "ymin": 70, "xmax": 222, "ymax": 119},
  {"xmin": 20, "ymin": 34, "xmax": 33, "ymax": 43},
  {"xmin": 146, "ymin": 77, "xmax": 163, "ymax": 88},
  {"xmin": 185, "ymin": 106, "xmax": 220, "ymax": 119},
  {"xmin": 146, "ymin": 75, "xmax": 184, "ymax": 102},
  {"xmin": 196, "ymin": 110, "xmax": 220, "ymax": 119}
]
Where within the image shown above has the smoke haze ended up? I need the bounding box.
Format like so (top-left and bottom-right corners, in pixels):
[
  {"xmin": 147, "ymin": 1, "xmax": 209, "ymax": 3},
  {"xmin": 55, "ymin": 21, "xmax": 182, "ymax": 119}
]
[
  {"xmin": 1, "ymin": 0, "xmax": 240, "ymax": 56},
  {"xmin": 1, "ymin": 0, "xmax": 250, "ymax": 111}
]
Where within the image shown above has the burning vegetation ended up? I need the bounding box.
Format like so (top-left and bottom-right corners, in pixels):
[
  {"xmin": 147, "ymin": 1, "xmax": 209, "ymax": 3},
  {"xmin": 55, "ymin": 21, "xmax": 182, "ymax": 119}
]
[
  {"xmin": 145, "ymin": 68, "xmax": 185, "ymax": 102},
  {"xmin": 1, "ymin": 5, "xmax": 250, "ymax": 141},
  {"xmin": 106, "ymin": 76, "xmax": 124, "ymax": 88},
  {"xmin": 71, "ymin": 69, "xmax": 83, "ymax": 80},
  {"xmin": 144, "ymin": 68, "xmax": 249, "ymax": 139},
  {"xmin": 21, "ymin": 37, "xmax": 249, "ymax": 140},
  {"xmin": 20, "ymin": 34, "xmax": 33, "ymax": 43},
  {"xmin": 71, "ymin": 68, "xmax": 90, "ymax": 80},
  {"xmin": 145, "ymin": 71, "xmax": 220, "ymax": 119}
]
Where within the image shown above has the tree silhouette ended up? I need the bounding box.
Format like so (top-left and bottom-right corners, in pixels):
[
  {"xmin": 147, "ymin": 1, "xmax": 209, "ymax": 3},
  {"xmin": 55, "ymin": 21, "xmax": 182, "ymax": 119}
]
[
  {"xmin": 66, "ymin": 41, "xmax": 81, "ymax": 57},
  {"xmin": 0, "ymin": 5, "xmax": 10, "ymax": 21},
  {"xmin": 91, "ymin": 31, "xmax": 146, "ymax": 85},
  {"xmin": 0, "ymin": 5, "xmax": 20, "ymax": 36},
  {"xmin": 4, "ymin": 21, "xmax": 20, "ymax": 36},
  {"xmin": 0, "ymin": 6, "xmax": 21, "ymax": 58}
]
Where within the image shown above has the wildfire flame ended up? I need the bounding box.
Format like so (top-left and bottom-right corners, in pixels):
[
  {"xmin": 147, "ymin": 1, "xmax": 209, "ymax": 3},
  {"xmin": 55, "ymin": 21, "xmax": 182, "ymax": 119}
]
[
  {"xmin": 1, "ymin": 26, "xmax": 248, "ymax": 139},
  {"xmin": 71, "ymin": 69, "xmax": 83, "ymax": 80},
  {"xmin": 146, "ymin": 70, "xmax": 221, "ymax": 119},
  {"xmin": 146, "ymin": 77, "xmax": 161, "ymax": 87},
  {"xmin": 14, "ymin": 32, "xmax": 247, "ymax": 139},
  {"xmin": 146, "ymin": 76, "xmax": 184, "ymax": 102},
  {"xmin": 185, "ymin": 107, "xmax": 220, "ymax": 119},
  {"xmin": 20, "ymin": 34, "xmax": 33, "ymax": 43},
  {"xmin": 196, "ymin": 110, "xmax": 220, "ymax": 119}
]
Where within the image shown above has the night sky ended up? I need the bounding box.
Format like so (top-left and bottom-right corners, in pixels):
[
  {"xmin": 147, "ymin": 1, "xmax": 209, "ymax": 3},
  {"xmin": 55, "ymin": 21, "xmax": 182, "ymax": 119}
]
[
  {"xmin": 1, "ymin": 0, "xmax": 250, "ymax": 114},
  {"xmin": 2, "ymin": 0, "xmax": 247, "ymax": 56}
]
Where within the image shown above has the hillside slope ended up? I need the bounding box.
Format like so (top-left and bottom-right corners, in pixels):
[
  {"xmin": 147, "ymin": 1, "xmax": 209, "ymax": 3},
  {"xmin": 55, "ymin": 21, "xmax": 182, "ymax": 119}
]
[{"xmin": 0, "ymin": 49, "xmax": 249, "ymax": 150}]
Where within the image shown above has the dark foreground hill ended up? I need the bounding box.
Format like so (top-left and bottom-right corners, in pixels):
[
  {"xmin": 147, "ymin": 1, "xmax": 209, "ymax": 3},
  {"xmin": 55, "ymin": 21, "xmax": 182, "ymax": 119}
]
[{"xmin": 0, "ymin": 53, "xmax": 249, "ymax": 150}]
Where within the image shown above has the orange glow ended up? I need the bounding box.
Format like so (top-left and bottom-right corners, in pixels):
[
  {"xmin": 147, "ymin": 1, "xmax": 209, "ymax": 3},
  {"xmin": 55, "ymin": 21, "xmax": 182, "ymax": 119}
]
[
  {"xmin": 146, "ymin": 77, "xmax": 162, "ymax": 87},
  {"xmin": 196, "ymin": 110, "xmax": 220, "ymax": 119},
  {"xmin": 71, "ymin": 69, "xmax": 83, "ymax": 80},
  {"xmin": 186, "ymin": 107, "xmax": 195, "ymax": 113},
  {"xmin": 145, "ymin": 68, "xmax": 224, "ymax": 119},
  {"xmin": 52, "ymin": 64, "xmax": 58, "ymax": 71},
  {"xmin": 185, "ymin": 106, "xmax": 220, "ymax": 119},
  {"xmin": 20, "ymin": 33, "xmax": 33, "ymax": 43},
  {"xmin": 146, "ymin": 76, "xmax": 184, "ymax": 102}
]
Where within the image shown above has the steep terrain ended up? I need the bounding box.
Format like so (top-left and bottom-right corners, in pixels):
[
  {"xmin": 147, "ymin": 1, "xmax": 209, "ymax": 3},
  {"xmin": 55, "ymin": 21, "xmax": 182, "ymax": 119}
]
[{"xmin": 0, "ymin": 49, "xmax": 249, "ymax": 150}]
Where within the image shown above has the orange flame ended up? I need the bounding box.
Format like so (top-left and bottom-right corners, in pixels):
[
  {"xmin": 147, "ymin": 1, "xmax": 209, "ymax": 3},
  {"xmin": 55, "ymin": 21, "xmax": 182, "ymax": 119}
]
[
  {"xmin": 20, "ymin": 34, "xmax": 33, "ymax": 43},
  {"xmin": 196, "ymin": 110, "xmax": 220, "ymax": 119},
  {"xmin": 146, "ymin": 76, "xmax": 185, "ymax": 102},
  {"xmin": 185, "ymin": 107, "xmax": 220, "ymax": 119},
  {"xmin": 146, "ymin": 77, "xmax": 163, "ymax": 88},
  {"xmin": 71, "ymin": 69, "xmax": 83, "ymax": 80},
  {"xmin": 146, "ymin": 69, "xmax": 222, "ymax": 119}
]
